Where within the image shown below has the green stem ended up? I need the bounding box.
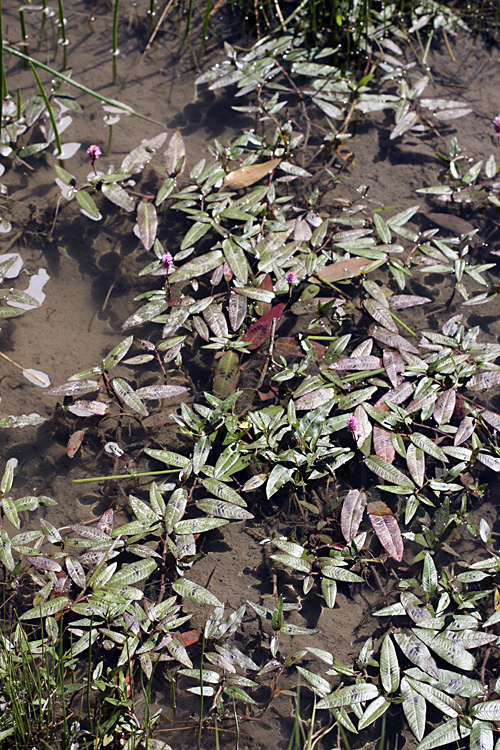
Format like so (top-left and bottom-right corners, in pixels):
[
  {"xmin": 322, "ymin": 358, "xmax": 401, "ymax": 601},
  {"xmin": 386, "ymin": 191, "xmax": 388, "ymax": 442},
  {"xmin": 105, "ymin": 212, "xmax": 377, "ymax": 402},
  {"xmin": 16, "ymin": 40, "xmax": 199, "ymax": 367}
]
[
  {"xmin": 389, "ymin": 309, "xmax": 417, "ymax": 337},
  {"xmin": 4, "ymin": 46, "xmax": 166, "ymax": 127},
  {"xmin": 72, "ymin": 469, "xmax": 179, "ymax": 483},
  {"xmin": 28, "ymin": 62, "xmax": 62, "ymax": 155}
]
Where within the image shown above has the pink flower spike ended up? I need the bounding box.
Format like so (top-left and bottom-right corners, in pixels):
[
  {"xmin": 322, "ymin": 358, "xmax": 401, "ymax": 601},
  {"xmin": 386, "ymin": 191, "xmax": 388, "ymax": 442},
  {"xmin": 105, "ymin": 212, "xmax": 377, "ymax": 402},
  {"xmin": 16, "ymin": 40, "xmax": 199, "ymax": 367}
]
[
  {"xmin": 285, "ymin": 271, "xmax": 297, "ymax": 284},
  {"xmin": 87, "ymin": 144, "xmax": 102, "ymax": 162},
  {"xmin": 161, "ymin": 252, "xmax": 175, "ymax": 272},
  {"xmin": 346, "ymin": 416, "xmax": 361, "ymax": 439},
  {"xmin": 493, "ymin": 115, "xmax": 500, "ymax": 137}
]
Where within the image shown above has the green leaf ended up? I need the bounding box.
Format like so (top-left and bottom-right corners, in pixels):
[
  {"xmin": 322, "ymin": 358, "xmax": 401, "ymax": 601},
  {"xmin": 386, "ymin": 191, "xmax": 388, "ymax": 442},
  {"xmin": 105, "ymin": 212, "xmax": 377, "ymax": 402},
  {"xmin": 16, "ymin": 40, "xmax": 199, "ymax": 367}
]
[
  {"xmin": 365, "ymin": 456, "xmax": 414, "ymax": 488},
  {"xmin": 111, "ymin": 559, "xmax": 157, "ymax": 586},
  {"xmin": 266, "ymin": 464, "xmax": 294, "ymax": 499},
  {"xmin": 112, "ymin": 378, "xmax": 148, "ymax": 416},
  {"xmin": 401, "ymin": 676, "xmax": 426, "ymax": 741},
  {"xmin": 416, "ymin": 719, "xmax": 470, "ymax": 750},
  {"xmin": 321, "ymin": 566, "xmax": 363, "ymax": 583},
  {"xmin": 144, "ymin": 448, "xmax": 190, "ymax": 469},
  {"xmin": 20, "ymin": 597, "xmax": 69, "ymax": 620},
  {"xmin": 75, "ymin": 190, "xmax": 101, "ymax": 219},
  {"xmin": 1, "ymin": 458, "xmax": 16, "ymax": 494},
  {"xmin": 0, "ymin": 528, "xmax": 14, "ymax": 571},
  {"xmin": 201, "ymin": 478, "xmax": 246, "ymax": 507},
  {"xmin": 102, "ymin": 182, "xmax": 135, "ymax": 211},
  {"xmin": 137, "ymin": 200, "xmax": 157, "ymax": 251},
  {"xmin": 357, "ymin": 696, "xmax": 390, "ymax": 730},
  {"xmin": 103, "ymin": 336, "xmax": 134, "ymax": 371},
  {"xmin": 422, "ymin": 553, "xmax": 438, "ymax": 599},
  {"xmin": 380, "ymin": 634, "xmax": 400, "ymax": 693},
  {"xmin": 173, "ymin": 578, "xmax": 222, "ymax": 607},
  {"xmin": 470, "ymin": 701, "xmax": 500, "ymax": 721},
  {"xmin": 321, "ymin": 577, "xmax": 337, "ymax": 608},
  {"xmin": 317, "ymin": 682, "xmax": 379, "ymax": 710},
  {"xmin": 470, "ymin": 720, "xmax": 493, "ymax": 750},
  {"xmin": 296, "ymin": 666, "xmax": 331, "ymax": 697},
  {"xmin": 174, "ymin": 517, "xmax": 228, "ymax": 534},
  {"xmin": 197, "ymin": 499, "xmax": 253, "ymax": 521},
  {"xmin": 410, "ymin": 433, "xmax": 448, "ymax": 463},
  {"xmin": 412, "ymin": 629, "xmax": 476, "ymax": 671},
  {"xmin": 129, "ymin": 494, "xmax": 160, "ymax": 524},
  {"xmin": 180, "ymin": 221, "xmax": 211, "ymax": 250},
  {"xmin": 165, "ymin": 488, "xmax": 188, "ymax": 533},
  {"xmin": 223, "ymin": 238, "xmax": 248, "ymax": 284}
]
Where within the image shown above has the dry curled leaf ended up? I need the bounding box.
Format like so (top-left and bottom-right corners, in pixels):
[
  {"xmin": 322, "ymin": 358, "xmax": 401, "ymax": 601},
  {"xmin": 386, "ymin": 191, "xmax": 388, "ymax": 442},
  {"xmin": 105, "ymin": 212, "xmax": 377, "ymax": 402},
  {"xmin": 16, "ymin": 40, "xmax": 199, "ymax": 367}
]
[{"xmin": 223, "ymin": 158, "xmax": 281, "ymax": 189}]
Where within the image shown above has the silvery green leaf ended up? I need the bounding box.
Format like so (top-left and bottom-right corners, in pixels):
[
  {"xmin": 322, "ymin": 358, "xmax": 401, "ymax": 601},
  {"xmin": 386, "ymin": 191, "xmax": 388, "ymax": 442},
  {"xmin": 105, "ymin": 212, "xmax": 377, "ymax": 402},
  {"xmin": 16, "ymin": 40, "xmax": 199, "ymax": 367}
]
[
  {"xmin": 470, "ymin": 701, "xmax": 500, "ymax": 721},
  {"xmin": 164, "ymin": 488, "xmax": 187, "ymax": 533},
  {"xmin": 192, "ymin": 435, "xmax": 211, "ymax": 475},
  {"xmin": 2, "ymin": 496, "xmax": 19, "ymax": 529},
  {"xmin": 445, "ymin": 630, "xmax": 496, "ymax": 649},
  {"xmin": 0, "ymin": 528, "xmax": 14, "ymax": 570},
  {"xmin": 137, "ymin": 200, "xmax": 157, "ymax": 251},
  {"xmin": 333, "ymin": 707, "xmax": 358, "ymax": 733},
  {"xmin": 484, "ymin": 610, "xmax": 500, "ymax": 628},
  {"xmin": 129, "ymin": 494, "xmax": 159, "ymax": 524},
  {"xmin": 321, "ymin": 578, "xmax": 337, "ymax": 608},
  {"xmin": 337, "ymin": 386, "xmax": 378, "ymax": 411},
  {"xmin": 266, "ymin": 464, "xmax": 294, "ymax": 499},
  {"xmin": 358, "ymin": 696, "xmax": 390, "ymax": 730},
  {"xmin": 178, "ymin": 669, "xmax": 221, "ymax": 684},
  {"xmin": 320, "ymin": 566, "xmax": 363, "ymax": 583},
  {"xmin": 234, "ymin": 285, "xmax": 275, "ymax": 303},
  {"xmin": 102, "ymin": 182, "xmax": 135, "ymax": 211},
  {"xmin": 149, "ymin": 482, "xmax": 166, "ymax": 517},
  {"xmin": 0, "ymin": 458, "xmax": 16, "ymax": 494},
  {"xmin": 216, "ymin": 644, "xmax": 259, "ymax": 671},
  {"xmin": 406, "ymin": 676, "xmax": 460, "ymax": 717},
  {"xmin": 65, "ymin": 556, "xmax": 86, "ymax": 588},
  {"xmin": 201, "ymin": 477, "xmax": 246, "ymax": 507},
  {"xmin": 20, "ymin": 597, "xmax": 69, "ymax": 620},
  {"xmin": 197, "ymin": 499, "xmax": 253, "ymax": 520},
  {"xmin": 380, "ymin": 634, "xmax": 400, "ymax": 693},
  {"xmin": 44, "ymin": 380, "xmax": 100, "ymax": 397},
  {"xmin": 394, "ymin": 629, "xmax": 439, "ymax": 679},
  {"xmin": 145, "ymin": 449, "xmax": 190, "ymax": 469},
  {"xmin": 423, "ymin": 553, "xmax": 438, "ymax": 599},
  {"xmin": 416, "ymin": 719, "xmax": 470, "ymax": 750},
  {"xmin": 401, "ymin": 676, "xmax": 426, "ymax": 741},
  {"xmin": 316, "ymin": 682, "xmax": 378, "ymax": 710},
  {"xmin": 166, "ymin": 638, "xmax": 193, "ymax": 669},
  {"xmin": 470, "ymin": 720, "xmax": 493, "ymax": 750},
  {"xmin": 174, "ymin": 517, "xmax": 228, "ymax": 535},
  {"xmin": 223, "ymin": 237, "xmax": 248, "ymax": 284},
  {"xmin": 412, "ymin": 629, "xmax": 475, "ymax": 671},
  {"xmin": 173, "ymin": 578, "xmax": 222, "ymax": 607},
  {"xmin": 410, "ymin": 433, "xmax": 448, "ymax": 463},
  {"xmin": 400, "ymin": 592, "xmax": 431, "ymax": 626},
  {"xmin": 122, "ymin": 299, "xmax": 169, "ymax": 329},
  {"xmin": 75, "ymin": 190, "xmax": 100, "ymax": 219},
  {"xmin": 68, "ymin": 630, "xmax": 99, "ymax": 657},
  {"xmin": 365, "ymin": 456, "xmax": 414, "ymax": 488},
  {"xmin": 127, "ymin": 544, "xmax": 162, "ymax": 559},
  {"xmin": 0, "ymin": 413, "xmax": 46, "ymax": 428},
  {"xmin": 111, "ymin": 559, "xmax": 157, "ymax": 586},
  {"xmin": 373, "ymin": 602, "xmax": 406, "ymax": 616},
  {"xmin": 405, "ymin": 667, "xmax": 484, "ymax": 698},
  {"xmin": 169, "ymin": 250, "xmax": 223, "ymax": 282},
  {"xmin": 273, "ymin": 540, "xmax": 305, "ymax": 557},
  {"xmin": 112, "ymin": 378, "xmax": 148, "ymax": 416},
  {"xmin": 117, "ymin": 635, "xmax": 139, "ymax": 666},
  {"xmin": 281, "ymin": 623, "xmax": 319, "ymax": 636},
  {"xmin": 477, "ymin": 454, "xmax": 500, "ymax": 473},
  {"xmin": 272, "ymin": 553, "xmax": 312, "ymax": 574}
]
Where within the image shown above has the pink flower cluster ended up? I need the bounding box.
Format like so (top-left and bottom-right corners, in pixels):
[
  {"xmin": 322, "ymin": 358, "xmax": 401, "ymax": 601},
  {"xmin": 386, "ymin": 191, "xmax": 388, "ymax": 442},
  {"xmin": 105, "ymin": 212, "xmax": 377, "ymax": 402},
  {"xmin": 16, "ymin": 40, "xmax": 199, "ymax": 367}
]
[
  {"xmin": 161, "ymin": 252, "xmax": 175, "ymax": 272},
  {"xmin": 493, "ymin": 115, "xmax": 500, "ymax": 137},
  {"xmin": 346, "ymin": 416, "xmax": 361, "ymax": 439}
]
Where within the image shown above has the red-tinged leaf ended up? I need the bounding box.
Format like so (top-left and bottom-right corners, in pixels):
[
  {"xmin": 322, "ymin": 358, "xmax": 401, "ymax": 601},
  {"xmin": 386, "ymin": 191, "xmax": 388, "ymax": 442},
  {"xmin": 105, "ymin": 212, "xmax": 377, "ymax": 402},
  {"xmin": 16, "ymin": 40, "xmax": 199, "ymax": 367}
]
[
  {"xmin": 294, "ymin": 388, "xmax": 334, "ymax": 410},
  {"xmin": 389, "ymin": 295, "xmax": 431, "ymax": 309},
  {"xmin": 424, "ymin": 212, "xmax": 476, "ymax": 237},
  {"xmin": 228, "ymin": 292, "xmax": 247, "ymax": 332},
  {"xmin": 67, "ymin": 430, "xmax": 85, "ymax": 459},
  {"xmin": 373, "ymin": 426, "xmax": 395, "ymax": 463},
  {"xmin": 376, "ymin": 382, "xmax": 415, "ymax": 408},
  {"xmin": 165, "ymin": 131, "xmax": 185, "ymax": 176},
  {"xmin": 368, "ymin": 501, "xmax": 404, "ymax": 562},
  {"xmin": 481, "ymin": 410, "xmax": 500, "ymax": 432},
  {"xmin": 242, "ymin": 304, "xmax": 284, "ymax": 351},
  {"xmin": 433, "ymin": 389, "xmax": 456, "ymax": 426},
  {"xmin": 383, "ymin": 350, "xmax": 404, "ymax": 388},
  {"xmin": 364, "ymin": 299, "xmax": 398, "ymax": 333},
  {"xmin": 312, "ymin": 257, "xmax": 370, "ymax": 283},
  {"xmin": 341, "ymin": 489, "xmax": 367, "ymax": 542},
  {"xmin": 179, "ymin": 629, "xmax": 202, "ymax": 647},
  {"xmin": 255, "ymin": 273, "xmax": 273, "ymax": 317},
  {"xmin": 454, "ymin": 415, "xmax": 475, "ymax": 445},
  {"xmin": 329, "ymin": 355, "xmax": 382, "ymax": 371},
  {"xmin": 467, "ymin": 372, "xmax": 500, "ymax": 392},
  {"xmin": 67, "ymin": 400, "xmax": 109, "ymax": 417},
  {"xmin": 310, "ymin": 341, "xmax": 327, "ymax": 360},
  {"xmin": 275, "ymin": 337, "xmax": 303, "ymax": 357},
  {"xmin": 372, "ymin": 327, "xmax": 419, "ymax": 355},
  {"xmin": 213, "ymin": 351, "xmax": 239, "ymax": 398}
]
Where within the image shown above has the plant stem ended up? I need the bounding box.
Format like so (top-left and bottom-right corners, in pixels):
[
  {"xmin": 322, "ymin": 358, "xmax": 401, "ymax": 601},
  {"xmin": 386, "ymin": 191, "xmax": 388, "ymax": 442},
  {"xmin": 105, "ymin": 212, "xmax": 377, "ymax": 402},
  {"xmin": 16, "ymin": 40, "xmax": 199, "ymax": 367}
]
[{"xmin": 72, "ymin": 469, "xmax": 179, "ymax": 483}]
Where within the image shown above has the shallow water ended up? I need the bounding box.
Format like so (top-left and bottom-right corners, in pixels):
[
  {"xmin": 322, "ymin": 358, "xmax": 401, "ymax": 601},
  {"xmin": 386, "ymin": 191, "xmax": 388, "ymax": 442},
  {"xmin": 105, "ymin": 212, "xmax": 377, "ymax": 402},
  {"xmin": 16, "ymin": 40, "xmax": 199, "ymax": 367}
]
[{"xmin": 1, "ymin": 4, "xmax": 500, "ymax": 748}]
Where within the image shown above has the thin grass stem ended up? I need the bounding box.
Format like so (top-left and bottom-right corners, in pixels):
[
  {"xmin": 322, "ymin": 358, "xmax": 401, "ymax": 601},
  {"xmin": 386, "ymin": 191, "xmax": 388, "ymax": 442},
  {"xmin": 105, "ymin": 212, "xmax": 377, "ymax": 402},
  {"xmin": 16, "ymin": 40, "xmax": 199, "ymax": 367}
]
[
  {"xmin": 28, "ymin": 61, "xmax": 63, "ymax": 155},
  {"xmin": 72, "ymin": 469, "xmax": 178, "ymax": 483}
]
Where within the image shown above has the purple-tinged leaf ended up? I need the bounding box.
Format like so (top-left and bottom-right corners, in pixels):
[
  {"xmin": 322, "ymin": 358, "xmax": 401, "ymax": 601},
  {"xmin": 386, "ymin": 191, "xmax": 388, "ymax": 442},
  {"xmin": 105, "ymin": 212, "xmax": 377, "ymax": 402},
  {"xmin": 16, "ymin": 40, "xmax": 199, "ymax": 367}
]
[
  {"xmin": 467, "ymin": 372, "xmax": 500, "ymax": 392},
  {"xmin": 373, "ymin": 426, "xmax": 395, "ymax": 463},
  {"xmin": 98, "ymin": 509, "xmax": 114, "ymax": 535},
  {"xmin": 25, "ymin": 555, "xmax": 62, "ymax": 572},
  {"xmin": 203, "ymin": 303, "xmax": 228, "ymax": 338},
  {"xmin": 45, "ymin": 380, "xmax": 100, "ymax": 397},
  {"xmin": 368, "ymin": 501, "xmax": 404, "ymax": 561},
  {"xmin": 254, "ymin": 273, "xmax": 273, "ymax": 317},
  {"xmin": 433, "ymin": 389, "xmax": 456, "ymax": 426},
  {"xmin": 228, "ymin": 293, "xmax": 247, "ymax": 332},
  {"xmin": 389, "ymin": 295, "xmax": 431, "ymax": 309},
  {"xmin": 383, "ymin": 350, "xmax": 404, "ymax": 388},
  {"xmin": 213, "ymin": 351, "xmax": 239, "ymax": 398},
  {"xmin": 351, "ymin": 338, "xmax": 374, "ymax": 357},
  {"xmin": 192, "ymin": 315, "xmax": 210, "ymax": 341},
  {"xmin": 165, "ymin": 131, "xmax": 185, "ymax": 175},
  {"xmin": 68, "ymin": 401, "xmax": 109, "ymax": 417},
  {"xmin": 294, "ymin": 388, "xmax": 335, "ymax": 410},
  {"xmin": 364, "ymin": 299, "xmax": 398, "ymax": 332},
  {"xmin": 137, "ymin": 200, "xmax": 157, "ymax": 251},
  {"xmin": 329, "ymin": 355, "xmax": 382, "ymax": 371},
  {"xmin": 372, "ymin": 327, "xmax": 419, "ymax": 354},
  {"xmin": 394, "ymin": 630, "xmax": 439, "ymax": 679},
  {"xmin": 341, "ymin": 489, "xmax": 367, "ymax": 542},
  {"xmin": 135, "ymin": 385, "xmax": 188, "ymax": 400},
  {"xmin": 376, "ymin": 382, "xmax": 414, "ymax": 408}
]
